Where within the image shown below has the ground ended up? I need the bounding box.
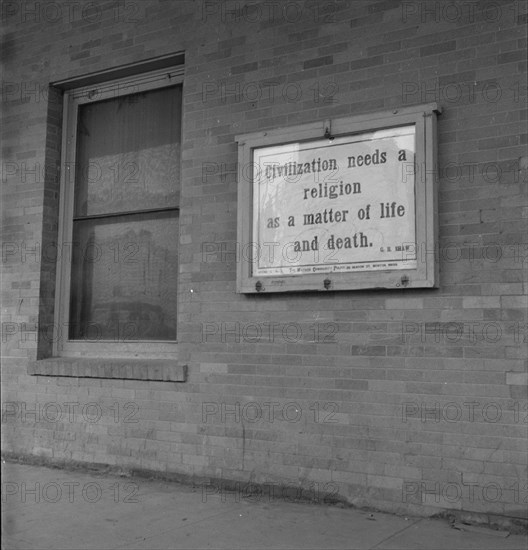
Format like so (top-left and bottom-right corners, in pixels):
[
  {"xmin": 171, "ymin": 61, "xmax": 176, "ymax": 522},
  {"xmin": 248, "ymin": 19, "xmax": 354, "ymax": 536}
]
[{"xmin": 2, "ymin": 461, "xmax": 527, "ymax": 549}]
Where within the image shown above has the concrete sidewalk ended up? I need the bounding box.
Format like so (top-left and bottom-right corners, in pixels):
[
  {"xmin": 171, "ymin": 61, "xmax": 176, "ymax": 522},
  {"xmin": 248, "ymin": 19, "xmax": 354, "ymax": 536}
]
[{"xmin": 1, "ymin": 461, "xmax": 526, "ymax": 550}]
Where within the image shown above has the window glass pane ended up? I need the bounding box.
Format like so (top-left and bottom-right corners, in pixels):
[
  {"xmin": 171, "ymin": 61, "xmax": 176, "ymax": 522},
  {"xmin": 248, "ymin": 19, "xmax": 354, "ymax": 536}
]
[
  {"xmin": 74, "ymin": 85, "xmax": 181, "ymax": 216},
  {"xmin": 69, "ymin": 212, "xmax": 178, "ymax": 341}
]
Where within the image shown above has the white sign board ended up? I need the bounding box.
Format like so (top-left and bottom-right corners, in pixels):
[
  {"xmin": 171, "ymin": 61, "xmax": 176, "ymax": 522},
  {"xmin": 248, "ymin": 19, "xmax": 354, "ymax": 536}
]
[
  {"xmin": 236, "ymin": 104, "xmax": 440, "ymax": 293},
  {"xmin": 253, "ymin": 126, "xmax": 417, "ymax": 276}
]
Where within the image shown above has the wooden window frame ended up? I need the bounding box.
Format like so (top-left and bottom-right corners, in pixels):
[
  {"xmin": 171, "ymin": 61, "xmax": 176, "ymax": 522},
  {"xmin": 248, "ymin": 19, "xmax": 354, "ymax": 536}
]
[{"xmin": 54, "ymin": 66, "xmax": 184, "ymax": 358}]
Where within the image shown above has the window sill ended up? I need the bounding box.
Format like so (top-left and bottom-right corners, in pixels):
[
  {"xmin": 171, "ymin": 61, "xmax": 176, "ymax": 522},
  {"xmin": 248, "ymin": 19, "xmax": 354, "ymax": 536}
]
[{"xmin": 28, "ymin": 358, "xmax": 187, "ymax": 382}]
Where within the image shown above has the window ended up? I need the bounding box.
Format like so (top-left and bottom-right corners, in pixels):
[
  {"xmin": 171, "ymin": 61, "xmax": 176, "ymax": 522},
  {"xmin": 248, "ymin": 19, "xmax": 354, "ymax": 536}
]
[{"xmin": 54, "ymin": 66, "xmax": 183, "ymax": 357}]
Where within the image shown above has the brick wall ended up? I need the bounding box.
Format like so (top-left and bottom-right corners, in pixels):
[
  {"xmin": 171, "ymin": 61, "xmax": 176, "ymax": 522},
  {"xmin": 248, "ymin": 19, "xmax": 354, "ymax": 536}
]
[{"xmin": 1, "ymin": 0, "xmax": 527, "ymax": 523}]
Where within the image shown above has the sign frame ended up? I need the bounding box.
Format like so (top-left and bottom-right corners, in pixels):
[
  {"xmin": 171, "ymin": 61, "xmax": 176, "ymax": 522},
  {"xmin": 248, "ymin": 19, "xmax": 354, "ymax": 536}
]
[{"xmin": 235, "ymin": 103, "xmax": 441, "ymax": 294}]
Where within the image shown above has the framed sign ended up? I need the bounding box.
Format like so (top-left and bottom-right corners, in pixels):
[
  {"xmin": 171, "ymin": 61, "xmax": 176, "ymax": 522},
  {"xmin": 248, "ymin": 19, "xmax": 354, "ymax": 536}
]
[{"xmin": 236, "ymin": 103, "xmax": 441, "ymax": 293}]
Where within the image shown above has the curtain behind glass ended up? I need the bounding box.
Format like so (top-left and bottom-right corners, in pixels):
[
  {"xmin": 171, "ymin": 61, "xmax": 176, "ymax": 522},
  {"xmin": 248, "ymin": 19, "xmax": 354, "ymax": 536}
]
[{"xmin": 69, "ymin": 85, "xmax": 181, "ymax": 341}]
